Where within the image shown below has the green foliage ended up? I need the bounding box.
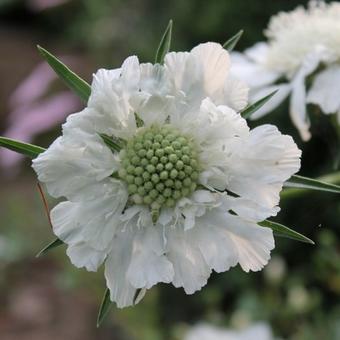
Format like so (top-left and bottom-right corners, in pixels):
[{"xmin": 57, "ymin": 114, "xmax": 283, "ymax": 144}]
[
  {"xmin": 0, "ymin": 137, "xmax": 45, "ymax": 158},
  {"xmin": 37, "ymin": 46, "xmax": 91, "ymax": 102},
  {"xmin": 260, "ymin": 220, "xmax": 314, "ymax": 244},
  {"xmin": 155, "ymin": 20, "xmax": 173, "ymax": 64}
]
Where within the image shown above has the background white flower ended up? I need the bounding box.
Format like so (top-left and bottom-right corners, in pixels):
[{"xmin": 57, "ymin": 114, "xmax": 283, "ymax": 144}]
[
  {"xmin": 184, "ymin": 322, "xmax": 274, "ymax": 340},
  {"xmin": 231, "ymin": 1, "xmax": 340, "ymax": 141},
  {"xmin": 32, "ymin": 42, "xmax": 301, "ymax": 308}
]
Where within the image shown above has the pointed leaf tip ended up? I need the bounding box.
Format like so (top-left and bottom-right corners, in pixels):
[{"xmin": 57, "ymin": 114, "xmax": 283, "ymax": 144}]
[
  {"xmin": 97, "ymin": 288, "xmax": 112, "ymax": 328},
  {"xmin": 241, "ymin": 90, "xmax": 278, "ymax": 119},
  {"xmin": 285, "ymin": 174, "xmax": 340, "ymax": 194},
  {"xmin": 223, "ymin": 30, "xmax": 244, "ymax": 51},
  {"xmin": 37, "ymin": 45, "xmax": 91, "ymax": 102},
  {"xmin": 36, "ymin": 238, "xmax": 64, "ymax": 258},
  {"xmin": 0, "ymin": 137, "xmax": 45, "ymax": 158},
  {"xmin": 155, "ymin": 19, "xmax": 173, "ymax": 64},
  {"xmin": 260, "ymin": 220, "xmax": 314, "ymax": 245}
]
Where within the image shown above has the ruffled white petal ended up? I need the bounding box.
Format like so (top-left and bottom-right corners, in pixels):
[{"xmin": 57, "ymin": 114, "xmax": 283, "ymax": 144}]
[
  {"xmin": 130, "ymin": 63, "xmax": 174, "ymax": 126},
  {"xmin": 165, "ymin": 42, "xmax": 244, "ymax": 111},
  {"xmin": 221, "ymin": 76, "xmax": 249, "ymax": 111},
  {"xmin": 50, "ymin": 179, "xmax": 127, "ymax": 251},
  {"xmin": 226, "ymin": 125, "xmax": 301, "ymax": 213},
  {"xmin": 104, "ymin": 227, "xmax": 137, "ymax": 308},
  {"xmin": 191, "ymin": 210, "xmax": 274, "ymax": 273},
  {"xmin": 126, "ymin": 227, "xmax": 174, "ymax": 289},
  {"xmin": 66, "ymin": 243, "xmax": 107, "ymax": 272},
  {"xmin": 166, "ymin": 226, "xmax": 211, "ymax": 294},
  {"xmin": 190, "ymin": 42, "xmax": 230, "ymax": 95},
  {"xmin": 87, "ymin": 67, "xmax": 137, "ymax": 139},
  {"xmin": 174, "ymin": 98, "xmax": 248, "ymax": 146},
  {"xmin": 307, "ymin": 64, "xmax": 340, "ymax": 114},
  {"xmin": 32, "ymin": 130, "xmax": 117, "ymax": 201},
  {"xmin": 222, "ymin": 213, "xmax": 275, "ymax": 272}
]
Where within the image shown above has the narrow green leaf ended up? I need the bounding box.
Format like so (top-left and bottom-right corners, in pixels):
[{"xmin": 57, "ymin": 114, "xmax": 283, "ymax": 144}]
[
  {"xmin": 223, "ymin": 30, "xmax": 244, "ymax": 51},
  {"xmin": 259, "ymin": 220, "xmax": 314, "ymax": 245},
  {"xmin": 241, "ymin": 90, "xmax": 278, "ymax": 119},
  {"xmin": 97, "ymin": 288, "xmax": 112, "ymax": 328},
  {"xmin": 37, "ymin": 45, "xmax": 91, "ymax": 102},
  {"xmin": 0, "ymin": 137, "xmax": 45, "ymax": 158},
  {"xmin": 99, "ymin": 134, "xmax": 123, "ymax": 152},
  {"xmin": 285, "ymin": 174, "xmax": 340, "ymax": 194},
  {"xmin": 155, "ymin": 19, "xmax": 173, "ymax": 64},
  {"xmin": 36, "ymin": 238, "xmax": 64, "ymax": 257}
]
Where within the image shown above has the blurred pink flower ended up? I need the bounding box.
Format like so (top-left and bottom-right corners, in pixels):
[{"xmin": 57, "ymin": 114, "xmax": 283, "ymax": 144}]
[
  {"xmin": 0, "ymin": 58, "xmax": 81, "ymax": 176},
  {"xmin": 28, "ymin": 0, "xmax": 70, "ymax": 12}
]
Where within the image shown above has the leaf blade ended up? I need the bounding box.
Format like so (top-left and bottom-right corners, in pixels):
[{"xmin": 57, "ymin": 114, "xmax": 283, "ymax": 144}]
[
  {"xmin": 240, "ymin": 90, "xmax": 278, "ymax": 119},
  {"xmin": 155, "ymin": 19, "xmax": 173, "ymax": 64},
  {"xmin": 259, "ymin": 220, "xmax": 314, "ymax": 245},
  {"xmin": 223, "ymin": 30, "xmax": 244, "ymax": 51},
  {"xmin": 37, "ymin": 45, "xmax": 91, "ymax": 102},
  {"xmin": 0, "ymin": 137, "xmax": 45, "ymax": 158},
  {"xmin": 36, "ymin": 238, "xmax": 64, "ymax": 257},
  {"xmin": 285, "ymin": 174, "xmax": 340, "ymax": 194},
  {"xmin": 97, "ymin": 288, "xmax": 112, "ymax": 328}
]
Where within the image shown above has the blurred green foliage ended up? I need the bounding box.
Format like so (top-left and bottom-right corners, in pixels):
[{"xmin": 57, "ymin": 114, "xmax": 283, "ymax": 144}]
[{"xmin": 0, "ymin": 0, "xmax": 339, "ymax": 339}]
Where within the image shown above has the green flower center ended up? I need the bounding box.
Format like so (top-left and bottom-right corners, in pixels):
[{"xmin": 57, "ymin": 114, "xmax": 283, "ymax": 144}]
[{"xmin": 118, "ymin": 124, "xmax": 200, "ymax": 216}]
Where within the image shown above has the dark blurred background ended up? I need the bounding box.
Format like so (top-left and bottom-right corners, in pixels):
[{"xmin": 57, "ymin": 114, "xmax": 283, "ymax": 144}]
[{"xmin": 0, "ymin": 1, "xmax": 339, "ymax": 339}]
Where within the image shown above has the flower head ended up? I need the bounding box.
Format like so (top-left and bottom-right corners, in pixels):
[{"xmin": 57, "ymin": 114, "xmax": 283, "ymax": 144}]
[
  {"xmin": 32, "ymin": 43, "xmax": 301, "ymax": 308},
  {"xmin": 231, "ymin": 1, "xmax": 340, "ymax": 140}
]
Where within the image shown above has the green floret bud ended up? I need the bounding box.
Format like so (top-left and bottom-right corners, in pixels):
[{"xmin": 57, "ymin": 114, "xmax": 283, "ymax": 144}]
[
  {"xmin": 170, "ymin": 169, "xmax": 178, "ymax": 179},
  {"xmin": 155, "ymin": 148, "xmax": 165, "ymax": 157},
  {"xmin": 134, "ymin": 166, "xmax": 144, "ymax": 176},
  {"xmin": 169, "ymin": 154, "xmax": 178, "ymax": 163},
  {"xmin": 118, "ymin": 124, "xmax": 201, "ymax": 217},
  {"xmin": 134, "ymin": 177, "xmax": 143, "ymax": 186},
  {"xmin": 151, "ymin": 156, "xmax": 158, "ymax": 165},
  {"xmin": 126, "ymin": 175, "xmax": 135, "ymax": 184},
  {"xmin": 142, "ymin": 171, "xmax": 151, "ymax": 181}
]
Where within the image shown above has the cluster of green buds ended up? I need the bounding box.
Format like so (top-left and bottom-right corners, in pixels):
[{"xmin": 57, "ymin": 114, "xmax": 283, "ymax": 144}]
[{"xmin": 118, "ymin": 124, "xmax": 200, "ymax": 220}]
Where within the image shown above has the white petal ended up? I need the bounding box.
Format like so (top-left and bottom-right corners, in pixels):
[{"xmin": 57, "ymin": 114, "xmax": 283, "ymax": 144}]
[
  {"xmin": 250, "ymin": 83, "xmax": 291, "ymax": 119},
  {"xmin": 32, "ymin": 130, "xmax": 117, "ymax": 200},
  {"xmin": 230, "ymin": 50, "xmax": 280, "ymax": 88},
  {"xmin": 307, "ymin": 65, "xmax": 340, "ymax": 114},
  {"xmin": 66, "ymin": 243, "xmax": 106, "ymax": 272},
  {"xmin": 166, "ymin": 226, "xmax": 211, "ymax": 294},
  {"xmin": 190, "ymin": 42, "xmax": 230, "ymax": 95},
  {"xmin": 174, "ymin": 98, "xmax": 249, "ymax": 145},
  {"xmin": 104, "ymin": 227, "xmax": 137, "ymax": 308},
  {"xmin": 221, "ymin": 212, "xmax": 275, "ymax": 272},
  {"xmin": 126, "ymin": 227, "xmax": 174, "ymax": 289},
  {"xmin": 227, "ymin": 124, "xmax": 301, "ymax": 213},
  {"xmin": 289, "ymin": 50, "xmax": 326, "ymax": 141},
  {"xmin": 290, "ymin": 77, "xmax": 311, "ymax": 141},
  {"xmin": 87, "ymin": 61, "xmax": 138, "ymax": 139},
  {"xmin": 50, "ymin": 179, "xmax": 128, "ymax": 251},
  {"xmin": 221, "ymin": 76, "xmax": 249, "ymax": 111},
  {"xmin": 189, "ymin": 212, "xmax": 238, "ymax": 273},
  {"xmin": 131, "ymin": 63, "xmax": 173, "ymax": 126},
  {"xmin": 165, "ymin": 42, "xmax": 230, "ymax": 111}
]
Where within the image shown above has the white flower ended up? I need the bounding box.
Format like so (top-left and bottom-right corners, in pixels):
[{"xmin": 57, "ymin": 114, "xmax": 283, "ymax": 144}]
[
  {"xmin": 231, "ymin": 1, "xmax": 340, "ymax": 140},
  {"xmin": 32, "ymin": 42, "xmax": 301, "ymax": 308},
  {"xmin": 184, "ymin": 322, "xmax": 274, "ymax": 340}
]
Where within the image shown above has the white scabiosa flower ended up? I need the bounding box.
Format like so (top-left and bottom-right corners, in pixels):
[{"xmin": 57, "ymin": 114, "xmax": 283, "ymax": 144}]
[
  {"xmin": 32, "ymin": 42, "xmax": 301, "ymax": 308},
  {"xmin": 184, "ymin": 322, "xmax": 274, "ymax": 340},
  {"xmin": 231, "ymin": 1, "xmax": 340, "ymax": 140}
]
